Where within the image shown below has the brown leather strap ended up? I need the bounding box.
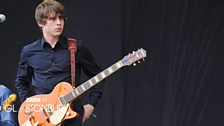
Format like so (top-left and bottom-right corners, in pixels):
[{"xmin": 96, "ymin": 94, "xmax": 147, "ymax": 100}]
[{"xmin": 68, "ymin": 38, "xmax": 77, "ymax": 88}]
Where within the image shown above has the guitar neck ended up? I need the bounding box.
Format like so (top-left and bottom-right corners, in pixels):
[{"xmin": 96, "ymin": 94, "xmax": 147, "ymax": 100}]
[{"xmin": 62, "ymin": 61, "xmax": 124, "ymax": 103}]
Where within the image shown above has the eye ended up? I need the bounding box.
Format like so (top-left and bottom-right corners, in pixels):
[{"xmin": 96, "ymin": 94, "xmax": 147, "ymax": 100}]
[
  {"xmin": 58, "ymin": 16, "xmax": 64, "ymax": 20},
  {"xmin": 48, "ymin": 17, "xmax": 56, "ymax": 21}
]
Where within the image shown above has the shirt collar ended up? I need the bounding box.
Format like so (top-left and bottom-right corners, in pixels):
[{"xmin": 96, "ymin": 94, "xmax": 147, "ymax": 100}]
[{"xmin": 40, "ymin": 35, "xmax": 68, "ymax": 49}]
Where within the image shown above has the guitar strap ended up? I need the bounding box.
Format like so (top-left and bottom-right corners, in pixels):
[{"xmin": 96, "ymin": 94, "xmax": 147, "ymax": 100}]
[{"xmin": 68, "ymin": 38, "xmax": 77, "ymax": 88}]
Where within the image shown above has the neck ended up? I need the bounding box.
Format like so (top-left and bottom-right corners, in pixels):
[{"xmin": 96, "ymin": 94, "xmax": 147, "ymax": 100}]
[{"xmin": 44, "ymin": 35, "xmax": 60, "ymax": 48}]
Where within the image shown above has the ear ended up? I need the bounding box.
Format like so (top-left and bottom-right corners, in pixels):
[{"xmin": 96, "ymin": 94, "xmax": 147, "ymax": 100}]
[
  {"xmin": 38, "ymin": 22, "xmax": 44, "ymax": 27},
  {"xmin": 37, "ymin": 20, "xmax": 46, "ymax": 27}
]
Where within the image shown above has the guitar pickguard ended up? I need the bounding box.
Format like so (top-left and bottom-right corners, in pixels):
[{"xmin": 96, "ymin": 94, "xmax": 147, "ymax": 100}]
[{"xmin": 50, "ymin": 104, "xmax": 69, "ymax": 125}]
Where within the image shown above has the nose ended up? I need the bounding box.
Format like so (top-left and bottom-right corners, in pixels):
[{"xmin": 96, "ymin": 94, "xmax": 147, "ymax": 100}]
[
  {"xmin": 54, "ymin": 16, "xmax": 64, "ymax": 24},
  {"xmin": 56, "ymin": 18, "xmax": 63, "ymax": 24}
]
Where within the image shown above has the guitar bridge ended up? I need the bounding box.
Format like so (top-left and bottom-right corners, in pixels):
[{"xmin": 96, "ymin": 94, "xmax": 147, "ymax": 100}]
[
  {"xmin": 40, "ymin": 106, "xmax": 50, "ymax": 123},
  {"xmin": 21, "ymin": 115, "xmax": 39, "ymax": 126}
]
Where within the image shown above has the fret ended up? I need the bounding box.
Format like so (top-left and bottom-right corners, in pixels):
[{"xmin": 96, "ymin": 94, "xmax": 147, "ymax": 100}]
[
  {"xmin": 116, "ymin": 61, "xmax": 123, "ymax": 68},
  {"xmin": 103, "ymin": 70, "xmax": 110, "ymax": 77},
  {"xmin": 63, "ymin": 94, "xmax": 69, "ymax": 102},
  {"xmin": 94, "ymin": 77, "xmax": 99, "ymax": 83},
  {"xmin": 107, "ymin": 67, "xmax": 113, "ymax": 74},
  {"xmin": 91, "ymin": 79, "xmax": 96, "ymax": 85},
  {"xmin": 111, "ymin": 64, "xmax": 117, "ymax": 71},
  {"xmin": 84, "ymin": 82, "xmax": 92, "ymax": 90},
  {"xmin": 83, "ymin": 82, "xmax": 89, "ymax": 89},
  {"xmin": 77, "ymin": 87, "xmax": 82, "ymax": 95},
  {"xmin": 100, "ymin": 72, "xmax": 106, "ymax": 78},
  {"xmin": 73, "ymin": 90, "xmax": 78, "ymax": 96},
  {"xmin": 71, "ymin": 91, "xmax": 76, "ymax": 97},
  {"xmin": 81, "ymin": 85, "xmax": 86, "ymax": 91},
  {"xmin": 97, "ymin": 74, "xmax": 104, "ymax": 81},
  {"xmin": 73, "ymin": 90, "xmax": 79, "ymax": 96},
  {"xmin": 88, "ymin": 80, "xmax": 93, "ymax": 86}
]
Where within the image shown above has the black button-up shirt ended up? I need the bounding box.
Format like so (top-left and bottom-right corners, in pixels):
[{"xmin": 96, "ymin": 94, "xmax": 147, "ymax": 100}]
[{"xmin": 15, "ymin": 36, "xmax": 103, "ymax": 107}]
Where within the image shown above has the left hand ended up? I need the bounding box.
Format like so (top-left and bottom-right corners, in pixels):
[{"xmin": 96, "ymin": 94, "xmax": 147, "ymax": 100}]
[{"xmin": 82, "ymin": 104, "xmax": 95, "ymax": 123}]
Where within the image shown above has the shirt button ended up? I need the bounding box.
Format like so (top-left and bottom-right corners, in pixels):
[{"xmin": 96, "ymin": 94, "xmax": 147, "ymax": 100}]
[{"xmin": 52, "ymin": 63, "xmax": 55, "ymax": 65}]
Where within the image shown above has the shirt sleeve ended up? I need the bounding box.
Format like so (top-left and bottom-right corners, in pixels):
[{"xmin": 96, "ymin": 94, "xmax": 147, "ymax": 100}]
[
  {"xmin": 15, "ymin": 47, "xmax": 34, "ymax": 102},
  {"xmin": 77, "ymin": 42, "xmax": 104, "ymax": 107}
]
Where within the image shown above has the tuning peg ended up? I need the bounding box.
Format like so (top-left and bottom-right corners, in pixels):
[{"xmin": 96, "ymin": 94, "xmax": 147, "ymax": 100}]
[
  {"xmin": 138, "ymin": 61, "xmax": 141, "ymax": 64},
  {"xmin": 133, "ymin": 63, "xmax": 136, "ymax": 66},
  {"xmin": 143, "ymin": 58, "xmax": 145, "ymax": 61}
]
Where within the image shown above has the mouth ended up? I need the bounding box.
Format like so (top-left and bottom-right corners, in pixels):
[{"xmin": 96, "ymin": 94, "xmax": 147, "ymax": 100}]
[{"xmin": 55, "ymin": 28, "xmax": 62, "ymax": 32}]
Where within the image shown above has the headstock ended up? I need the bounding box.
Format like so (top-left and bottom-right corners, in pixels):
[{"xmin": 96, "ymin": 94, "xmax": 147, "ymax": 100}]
[
  {"xmin": 121, "ymin": 48, "xmax": 147, "ymax": 66},
  {"xmin": 2, "ymin": 93, "xmax": 17, "ymax": 110}
]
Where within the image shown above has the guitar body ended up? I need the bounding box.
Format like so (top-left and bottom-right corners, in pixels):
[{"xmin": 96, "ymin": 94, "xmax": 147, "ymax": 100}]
[{"xmin": 18, "ymin": 82, "xmax": 77, "ymax": 126}]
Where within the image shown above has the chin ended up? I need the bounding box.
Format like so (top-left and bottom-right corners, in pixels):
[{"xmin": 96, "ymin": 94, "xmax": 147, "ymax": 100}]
[{"xmin": 54, "ymin": 33, "xmax": 62, "ymax": 36}]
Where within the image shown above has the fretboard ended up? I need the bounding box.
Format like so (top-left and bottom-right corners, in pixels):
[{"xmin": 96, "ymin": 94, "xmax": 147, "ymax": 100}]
[{"xmin": 62, "ymin": 61, "xmax": 124, "ymax": 104}]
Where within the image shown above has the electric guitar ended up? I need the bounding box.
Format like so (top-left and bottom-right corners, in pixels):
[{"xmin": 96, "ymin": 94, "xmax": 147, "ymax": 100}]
[
  {"xmin": 18, "ymin": 48, "xmax": 147, "ymax": 126},
  {"xmin": 1, "ymin": 93, "xmax": 17, "ymax": 111}
]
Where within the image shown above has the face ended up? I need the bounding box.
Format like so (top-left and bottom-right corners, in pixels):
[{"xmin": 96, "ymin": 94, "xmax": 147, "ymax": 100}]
[{"xmin": 38, "ymin": 13, "xmax": 64, "ymax": 38}]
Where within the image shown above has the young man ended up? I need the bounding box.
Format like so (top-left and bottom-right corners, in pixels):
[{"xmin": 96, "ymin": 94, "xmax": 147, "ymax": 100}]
[
  {"xmin": 15, "ymin": 0, "xmax": 104, "ymax": 125},
  {"xmin": 0, "ymin": 85, "xmax": 16, "ymax": 126}
]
